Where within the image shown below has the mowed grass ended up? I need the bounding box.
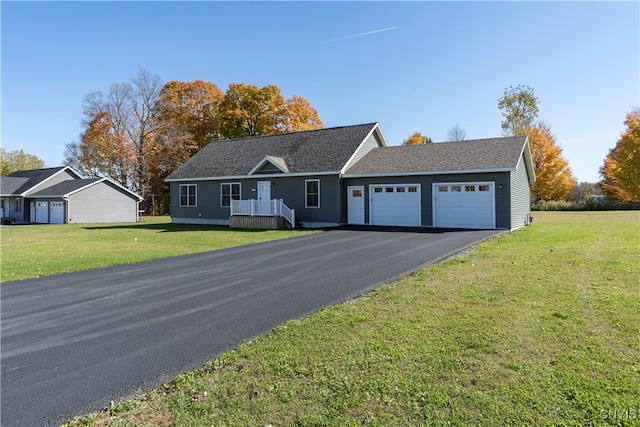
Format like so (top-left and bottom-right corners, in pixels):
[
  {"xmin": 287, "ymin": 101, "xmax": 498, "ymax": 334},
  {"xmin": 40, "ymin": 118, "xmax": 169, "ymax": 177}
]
[
  {"xmin": 0, "ymin": 217, "xmax": 318, "ymax": 282},
  {"xmin": 64, "ymin": 211, "xmax": 640, "ymax": 427}
]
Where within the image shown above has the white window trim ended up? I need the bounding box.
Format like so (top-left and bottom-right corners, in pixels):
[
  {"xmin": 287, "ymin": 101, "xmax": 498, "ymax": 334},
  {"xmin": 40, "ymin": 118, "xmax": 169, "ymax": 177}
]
[
  {"xmin": 221, "ymin": 182, "xmax": 241, "ymax": 208},
  {"xmin": 179, "ymin": 184, "xmax": 197, "ymax": 207},
  {"xmin": 305, "ymin": 179, "xmax": 320, "ymax": 208}
]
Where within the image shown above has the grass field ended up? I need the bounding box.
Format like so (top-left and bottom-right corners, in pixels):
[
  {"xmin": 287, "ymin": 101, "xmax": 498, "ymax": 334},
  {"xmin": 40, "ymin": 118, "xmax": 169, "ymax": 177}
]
[
  {"xmin": 62, "ymin": 211, "xmax": 640, "ymax": 426},
  {"xmin": 0, "ymin": 217, "xmax": 318, "ymax": 282}
]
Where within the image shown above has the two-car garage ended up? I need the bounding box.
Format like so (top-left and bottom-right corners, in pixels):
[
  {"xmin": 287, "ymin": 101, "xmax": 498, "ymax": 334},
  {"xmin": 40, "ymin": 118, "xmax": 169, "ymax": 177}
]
[
  {"xmin": 30, "ymin": 201, "xmax": 66, "ymax": 224},
  {"xmin": 349, "ymin": 181, "xmax": 496, "ymax": 229}
]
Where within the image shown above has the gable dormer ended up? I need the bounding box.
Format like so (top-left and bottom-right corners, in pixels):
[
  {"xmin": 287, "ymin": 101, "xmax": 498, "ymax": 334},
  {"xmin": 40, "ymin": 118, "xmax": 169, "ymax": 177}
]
[{"xmin": 248, "ymin": 156, "xmax": 290, "ymax": 175}]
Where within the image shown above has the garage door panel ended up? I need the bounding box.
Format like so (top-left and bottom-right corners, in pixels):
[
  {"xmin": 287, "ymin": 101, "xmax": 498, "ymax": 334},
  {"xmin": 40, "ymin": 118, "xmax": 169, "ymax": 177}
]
[
  {"xmin": 433, "ymin": 183, "xmax": 495, "ymax": 229},
  {"xmin": 370, "ymin": 185, "xmax": 421, "ymax": 227},
  {"xmin": 50, "ymin": 202, "xmax": 65, "ymax": 224}
]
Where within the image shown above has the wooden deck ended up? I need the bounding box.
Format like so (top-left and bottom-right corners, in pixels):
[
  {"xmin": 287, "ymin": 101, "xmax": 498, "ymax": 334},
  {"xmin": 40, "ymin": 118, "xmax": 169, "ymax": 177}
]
[{"xmin": 229, "ymin": 215, "xmax": 291, "ymax": 230}]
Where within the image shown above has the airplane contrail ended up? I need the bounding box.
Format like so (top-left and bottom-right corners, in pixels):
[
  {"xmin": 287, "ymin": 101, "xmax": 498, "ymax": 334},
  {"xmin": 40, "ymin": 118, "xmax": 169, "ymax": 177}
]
[{"xmin": 327, "ymin": 26, "xmax": 397, "ymax": 42}]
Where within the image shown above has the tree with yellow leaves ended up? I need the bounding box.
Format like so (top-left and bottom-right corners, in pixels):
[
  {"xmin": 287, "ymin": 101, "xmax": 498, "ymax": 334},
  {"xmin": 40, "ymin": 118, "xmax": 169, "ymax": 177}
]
[
  {"xmin": 217, "ymin": 83, "xmax": 323, "ymax": 138},
  {"xmin": 0, "ymin": 148, "xmax": 45, "ymax": 176},
  {"xmin": 528, "ymin": 122, "xmax": 577, "ymax": 202},
  {"xmin": 402, "ymin": 132, "xmax": 432, "ymax": 145},
  {"xmin": 600, "ymin": 110, "xmax": 640, "ymax": 202}
]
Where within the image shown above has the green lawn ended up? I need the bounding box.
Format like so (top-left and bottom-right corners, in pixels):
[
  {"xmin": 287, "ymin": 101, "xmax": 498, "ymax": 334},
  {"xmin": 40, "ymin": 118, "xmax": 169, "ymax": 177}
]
[
  {"xmin": 63, "ymin": 211, "xmax": 640, "ymax": 427},
  {"xmin": 0, "ymin": 217, "xmax": 318, "ymax": 282}
]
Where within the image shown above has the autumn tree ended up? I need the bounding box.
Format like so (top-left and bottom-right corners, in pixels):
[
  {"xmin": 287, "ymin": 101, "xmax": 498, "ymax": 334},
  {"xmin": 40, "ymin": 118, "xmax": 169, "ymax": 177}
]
[
  {"xmin": 498, "ymin": 84, "xmax": 539, "ymax": 136},
  {"xmin": 66, "ymin": 73, "xmax": 323, "ymax": 214},
  {"xmin": 402, "ymin": 132, "xmax": 433, "ymax": 145},
  {"xmin": 217, "ymin": 83, "xmax": 323, "ymax": 138},
  {"xmin": 66, "ymin": 68, "xmax": 163, "ymax": 207},
  {"xmin": 282, "ymin": 95, "xmax": 324, "ymax": 132},
  {"xmin": 446, "ymin": 125, "xmax": 467, "ymax": 141},
  {"xmin": 218, "ymin": 83, "xmax": 287, "ymax": 138},
  {"xmin": 0, "ymin": 148, "xmax": 45, "ymax": 175},
  {"xmin": 528, "ymin": 121, "xmax": 577, "ymax": 201},
  {"xmin": 64, "ymin": 112, "xmax": 134, "ymax": 186},
  {"xmin": 154, "ymin": 80, "xmax": 225, "ymax": 171},
  {"xmin": 600, "ymin": 109, "xmax": 640, "ymax": 201}
]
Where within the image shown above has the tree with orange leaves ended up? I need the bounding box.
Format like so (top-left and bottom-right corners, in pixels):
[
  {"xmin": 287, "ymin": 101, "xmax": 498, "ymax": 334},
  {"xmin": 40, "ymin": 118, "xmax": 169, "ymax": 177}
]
[
  {"xmin": 600, "ymin": 110, "xmax": 640, "ymax": 202},
  {"xmin": 528, "ymin": 122, "xmax": 577, "ymax": 202},
  {"xmin": 283, "ymin": 95, "xmax": 324, "ymax": 132}
]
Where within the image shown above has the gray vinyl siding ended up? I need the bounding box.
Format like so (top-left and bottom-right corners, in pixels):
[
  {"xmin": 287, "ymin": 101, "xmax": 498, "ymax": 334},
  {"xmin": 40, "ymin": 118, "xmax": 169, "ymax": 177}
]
[
  {"xmin": 67, "ymin": 182, "xmax": 139, "ymax": 223},
  {"xmin": 254, "ymin": 163, "xmax": 282, "ymax": 174},
  {"xmin": 510, "ymin": 155, "xmax": 532, "ymax": 229},
  {"xmin": 171, "ymin": 175, "xmax": 342, "ymax": 226},
  {"xmin": 344, "ymin": 172, "xmax": 512, "ymax": 229},
  {"xmin": 342, "ymin": 131, "xmax": 384, "ymax": 172},
  {"xmin": 23, "ymin": 169, "xmax": 78, "ymax": 196},
  {"xmin": 4, "ymin": 197, "xmax": 26, "ymax": 221}
]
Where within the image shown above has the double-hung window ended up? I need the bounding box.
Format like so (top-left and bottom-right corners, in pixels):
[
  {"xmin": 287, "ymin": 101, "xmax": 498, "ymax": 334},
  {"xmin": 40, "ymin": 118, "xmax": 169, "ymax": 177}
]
[
  {"xmin": 180, "ymin": 184, "xmax": 197, "ymax": 207},
  {"xmin": 305, "ymin": 179, "xmax": 320, "ymax": 208},
  {"xmin": 221, "ymin": 183, "xmax": 241, "ymax": 207}
]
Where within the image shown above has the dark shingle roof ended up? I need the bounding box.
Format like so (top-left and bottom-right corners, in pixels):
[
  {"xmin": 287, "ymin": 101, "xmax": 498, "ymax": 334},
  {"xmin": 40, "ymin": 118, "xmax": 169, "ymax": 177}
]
[
  {"xmin": 1, "ymin": 177, "xmax": 30, "ymax": 195},
  {"xmin": 28, "ymin": 179, "xmax": 102, "ymax": 197},
  {"xmin": 344, "ymin": 136, "xmax": 528, "ymax": 175},
  {"xmin": 4, "ymin": 167, "xmax": 71, "ymax": 195},
  {"xmin": 166, "ymin": 123, "xmax": 378, "ymax": 180}
]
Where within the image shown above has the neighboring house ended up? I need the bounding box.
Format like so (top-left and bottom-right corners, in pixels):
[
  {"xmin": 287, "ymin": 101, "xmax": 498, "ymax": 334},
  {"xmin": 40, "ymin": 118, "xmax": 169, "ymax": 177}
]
[
  {"xmin": 0, "ymin": 166, "xmax": 142, "ymax": 224},
  {"xmin": 166, "ymin": 122, "xmax": 535, "ymax": 230}
]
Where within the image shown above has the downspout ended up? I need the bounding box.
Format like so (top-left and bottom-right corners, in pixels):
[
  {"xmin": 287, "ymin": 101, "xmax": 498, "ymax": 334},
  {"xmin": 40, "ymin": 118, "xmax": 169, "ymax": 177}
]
[{"xmin": 63, "ymin": 197, "xmax": 70, "ymax": 224}]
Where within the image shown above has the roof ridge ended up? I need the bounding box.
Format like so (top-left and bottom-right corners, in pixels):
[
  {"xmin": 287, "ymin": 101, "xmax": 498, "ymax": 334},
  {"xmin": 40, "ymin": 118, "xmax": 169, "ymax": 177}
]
[
  {"xmin": 219, "ymin": 122, "xmax": 378, "ymax": 143},
  {"xmin": 385, "ymin": 136, "xmax": 526, "ymax": 148},
  {"xmin": 8, "ymin": 166, "xmax": 66, "ymax": 176}
]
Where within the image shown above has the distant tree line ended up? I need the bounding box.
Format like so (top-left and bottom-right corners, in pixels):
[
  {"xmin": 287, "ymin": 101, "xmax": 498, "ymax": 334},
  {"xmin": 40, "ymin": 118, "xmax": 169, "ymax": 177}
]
[
  {"xmin": 401, "ymin": 84, "xmax": 639, "ymax": 208},
  {"xmin": 64, "ymin": 68, "xmax": 324, "ymax": 214}
]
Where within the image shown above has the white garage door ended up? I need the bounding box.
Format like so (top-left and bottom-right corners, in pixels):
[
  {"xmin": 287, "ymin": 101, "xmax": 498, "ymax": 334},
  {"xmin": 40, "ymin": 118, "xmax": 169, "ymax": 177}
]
[
  {"xmin": 370, "ymin": 184, "xmax": 421, "ymax": 227},
  {"xmin": 50, "ymin": 202, "xmax": 65, "ymax": 224},
  {"xmin": 34, "ymin": 202, "xmax": 49, "ymax": 223},
  {"xmin": 433, "ymin": 182, "xmax": 495, "ymax": 229}
]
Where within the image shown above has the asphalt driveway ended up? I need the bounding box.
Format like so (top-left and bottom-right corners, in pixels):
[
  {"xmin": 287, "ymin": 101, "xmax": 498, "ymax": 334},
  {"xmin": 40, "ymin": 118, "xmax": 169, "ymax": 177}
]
[{"xmin": 1, "ymin": 226, "xmax": 500, "ymax": 426}]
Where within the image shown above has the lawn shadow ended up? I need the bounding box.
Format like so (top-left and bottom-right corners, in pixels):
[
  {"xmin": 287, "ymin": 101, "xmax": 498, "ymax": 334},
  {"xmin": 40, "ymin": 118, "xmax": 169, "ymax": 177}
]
[{"xmin": 83, "ymin": 222, "xmax": 275, "ymax": 233}]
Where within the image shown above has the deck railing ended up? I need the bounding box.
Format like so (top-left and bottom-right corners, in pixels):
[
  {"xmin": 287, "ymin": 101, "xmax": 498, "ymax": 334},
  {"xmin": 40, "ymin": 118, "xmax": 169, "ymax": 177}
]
[{"xmin": 231, "ymin": 199, "xmax": 295, "ymax": 228}]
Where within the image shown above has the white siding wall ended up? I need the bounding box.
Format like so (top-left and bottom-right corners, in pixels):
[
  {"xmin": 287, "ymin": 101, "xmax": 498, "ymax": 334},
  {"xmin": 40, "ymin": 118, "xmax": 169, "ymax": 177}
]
[{"xmin": 67, "ymin": 182, "xmax": 139, "ymax": 223}]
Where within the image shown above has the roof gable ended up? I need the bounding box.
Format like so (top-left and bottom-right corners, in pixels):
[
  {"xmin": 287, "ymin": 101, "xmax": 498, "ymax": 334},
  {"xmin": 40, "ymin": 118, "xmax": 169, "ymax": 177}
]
[
  {"xmin": 28, "ymin": 177, "xmax": 143, "ymax": 200},
  {"xmin": 4, "ymin": 166, "xmax": 83, "ymax": 196},
  {"xmin": 344, "ymin": 136, "xmax": 530, "ymax": 176},
  {"xmin": 166, "ymin": 123, "xmax": 381, "ymax": 181},
  {"xmin": 248, "ymin": 156, "xmax": 290, "ymax": 175}
]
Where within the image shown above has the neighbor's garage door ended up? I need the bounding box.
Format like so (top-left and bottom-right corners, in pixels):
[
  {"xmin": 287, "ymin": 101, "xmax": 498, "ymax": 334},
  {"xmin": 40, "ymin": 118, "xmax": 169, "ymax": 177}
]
[
  {"xmin": 370, "ymin": 184, "xmax": 421, "ymax": 227},
  {"xmin": 34, "ymin": 202, "xmax": 49, "ymax": 223},
  {"xmin": 50, "ymin": 202, "xmax": 65, "ymax": 224},
  {"xmin": 433, "ymin": 182, "xmax": 495, "ymax": 229}
]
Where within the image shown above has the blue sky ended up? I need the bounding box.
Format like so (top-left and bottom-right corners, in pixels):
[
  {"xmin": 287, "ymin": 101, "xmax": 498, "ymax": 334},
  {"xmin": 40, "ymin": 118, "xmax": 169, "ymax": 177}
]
[{"xmin": 2, "ymin": 1, "xmax": 638, "ymax": 183}]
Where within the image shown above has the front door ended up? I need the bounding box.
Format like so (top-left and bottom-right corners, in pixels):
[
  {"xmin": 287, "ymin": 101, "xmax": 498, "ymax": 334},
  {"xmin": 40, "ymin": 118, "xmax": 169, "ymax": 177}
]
[
  {"xmin": 257, "ymin": 181, "xmax": 271, "ymax": 215},
  {"xmin": 347, "ymin": 186, "xmax": 365, "ymax": 225}
]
